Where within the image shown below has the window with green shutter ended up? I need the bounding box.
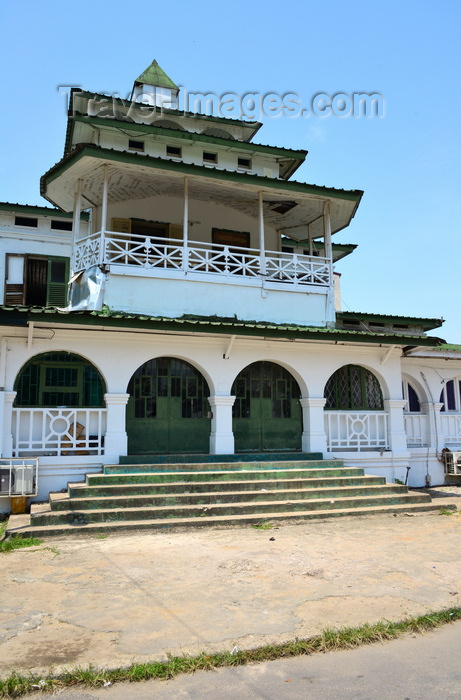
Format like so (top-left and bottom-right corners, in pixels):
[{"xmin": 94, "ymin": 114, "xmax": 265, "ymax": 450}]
[{"xmin": 4, "ymin": 254, "xmax": 69, "ymax": 307}]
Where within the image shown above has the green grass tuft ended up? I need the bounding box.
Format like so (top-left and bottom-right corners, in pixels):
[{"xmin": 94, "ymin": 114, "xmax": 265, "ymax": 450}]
[
  {"xmin": 0, "ymin": 607, "xmax": 460, "ymax": 698},
  {"xmin": 0, "ymin": 536, "xmax": 42, "ymax": 553}
]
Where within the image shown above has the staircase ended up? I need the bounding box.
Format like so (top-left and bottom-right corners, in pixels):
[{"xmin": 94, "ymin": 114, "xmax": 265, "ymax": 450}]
[{"xmin": 6, "ymin": 454, "xmax": 450, "ymax": 538}]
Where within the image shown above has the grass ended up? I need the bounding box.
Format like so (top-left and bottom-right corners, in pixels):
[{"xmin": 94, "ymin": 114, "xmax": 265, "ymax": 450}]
[
  {"xmin": 0, "ymin": 607, "xmax": 460, "ymax": 697},
  {"xmin": 0, "ymin": 520, "xmax": 42, "ymax": 553},
  {"xmin": 251, "ymin": 521, "xmax": 273, "ymax": 530}
]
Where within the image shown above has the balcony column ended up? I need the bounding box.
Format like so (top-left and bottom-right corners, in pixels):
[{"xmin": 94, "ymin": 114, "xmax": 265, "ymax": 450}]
[
  {"xmin": 308, "ymin": 223, "xmax": 313, "ymax": 257},
  {"xmin": 100, "ymin": 164, "xmax": 109, "ymax": 233},
  {"xmin": 2, "ymin": 391, "xmax": 17, "ymax": 458},
  {"xmin": 258, "ymin": 191, "xmax": 266, "ymax": 275},
  {"xmin": 71, "ymin": 179, "xmax": 83, "ymax": 274},
  {"xmin": 300, "ymin": 397, "xmax": 328, "ymax": 454},
  {"xmin": 421, "ymin": 401, "xmax": 444, "ymax": 453},
  {"xmin": 384, "ymin": 399, "xmax": 409, "ymax": 454},
  {"xmin": 103, "ymin": 393, "xmax": 130, "ymax": 461},
  {"xmin": 208, "ymin": 395, "xmax": 236, "ymax": 454},
  {"xmin": 323, "ymin": 199, "xmax": 335, "ymax": 325},
  {"xmin": 182, "ymin": 176, "xmax": 189, "ymax": 271}
]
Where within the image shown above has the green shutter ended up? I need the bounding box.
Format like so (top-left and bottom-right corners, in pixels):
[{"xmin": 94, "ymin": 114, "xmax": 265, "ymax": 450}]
[{"xmin": 46, "ymin": 257, "xmax": 69, "ymax": 307}]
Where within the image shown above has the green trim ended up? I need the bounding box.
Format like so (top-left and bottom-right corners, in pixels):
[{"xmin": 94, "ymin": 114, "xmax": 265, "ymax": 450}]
[
  {"xmin": 134, "ymin": 60, "xmax": 178, "ymax": 90},
  {"xmin": 0, "ymin": 307, "xmax": 444, "ymax": 347},
  {"xmin": 70, "ymin": 114, "xmax": 307, "ymax": 160},
  {"xmin": 337, "ymin": 311, "xmax": 443, "ymax": 331},
  {"xmin": 41, "ymin": 145, "xmax": 363, "ymax": 208},
  {"xmin": 0, "ymin": 202, "xmax": 89, "ymax": 219}
]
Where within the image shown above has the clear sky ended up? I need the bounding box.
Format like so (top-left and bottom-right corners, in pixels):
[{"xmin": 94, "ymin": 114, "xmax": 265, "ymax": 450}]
[{"xmin": 0, "ymin": 0, "xmax": 460, "ymax": 342}]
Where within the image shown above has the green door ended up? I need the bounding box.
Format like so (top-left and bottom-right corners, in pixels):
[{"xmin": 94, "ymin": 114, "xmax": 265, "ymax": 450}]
[
  {"xmin": 127, "ymin": 358, "xmax": 210, "ymax": 454},
  {"xmin": 232, "ymin": 361, "xmax": 302, "ymax": 452}
]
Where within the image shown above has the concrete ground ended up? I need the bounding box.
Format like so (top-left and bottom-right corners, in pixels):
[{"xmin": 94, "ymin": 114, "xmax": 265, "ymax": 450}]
[{"xmin": 0, "ymin": 489, "xmax": 460, "ymax": 681}]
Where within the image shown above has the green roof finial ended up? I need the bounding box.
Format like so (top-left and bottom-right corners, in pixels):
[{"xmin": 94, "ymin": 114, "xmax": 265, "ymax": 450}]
[{"xmin": 134, "ymin": 60, "xmax": 178, "ymax": 90}]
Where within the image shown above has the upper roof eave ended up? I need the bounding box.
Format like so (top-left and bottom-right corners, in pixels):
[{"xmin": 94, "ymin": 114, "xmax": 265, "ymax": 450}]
[
  {"xmin": 69, "ymin": 90, "xmax": 262, "ymax": 138},
  {"xmin": 337, "ymin": 310, "xmax": 444, "ymax": 331},
  {"xmin": 66, "ymin": 114, "xmax": 308, "ymax": 163},
  {"xmin": 0, "ymin": 306, "xmax": 445, "ymax": 347},
  {"xmin": 0, "ymin": 202, "xmax": 89, "ymax": 220},
  {"xmin": 41, "ymin": 144, "xmax": 363, "ymax": 210}
]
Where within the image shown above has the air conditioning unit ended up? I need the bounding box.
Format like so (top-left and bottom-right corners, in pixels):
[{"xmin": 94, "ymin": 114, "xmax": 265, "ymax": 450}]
[{"xmin": 442, "ymin": 448, "xmax": 461, "ymax": 475}]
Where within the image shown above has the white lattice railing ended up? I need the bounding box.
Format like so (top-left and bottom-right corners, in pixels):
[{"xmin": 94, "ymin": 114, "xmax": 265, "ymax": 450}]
[
  {"xmin": 404, "ymin": 413, "xmax": 428, "ymax": 446},
  {"xmin": 73, "ymin": 231, "xmax": 332, "ymax": 287},
  {"xmin": 325, "ymin": 411, "xmax": 388, "ymax": 451},
  {"xmin": 11, "ymin": 408, "xmax": 106, "ymax": 457},
  {"xmin": 440, "ymin": 413, "xmax": 461, "ymax": 444}
]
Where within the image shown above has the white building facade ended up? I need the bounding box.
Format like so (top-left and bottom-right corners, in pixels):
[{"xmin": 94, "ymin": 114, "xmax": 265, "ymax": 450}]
[{"xmin": 1, "ymin": 61, "xmax": 460, "ymax": 510}]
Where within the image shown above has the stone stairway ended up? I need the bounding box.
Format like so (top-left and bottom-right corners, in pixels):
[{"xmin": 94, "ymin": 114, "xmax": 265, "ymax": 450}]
[{"xmin": 5, "ymin": 454, "xmax": 450, "ymax": 538}]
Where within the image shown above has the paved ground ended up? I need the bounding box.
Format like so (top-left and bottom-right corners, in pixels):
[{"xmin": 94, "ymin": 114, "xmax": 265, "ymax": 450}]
[
  {"xmin": 0, "ymin": 489, "xmax": 460, "ymax": 682},
  {"xmin": 25, "ymin": 620, "xmax": 461, "ymax": 699}
]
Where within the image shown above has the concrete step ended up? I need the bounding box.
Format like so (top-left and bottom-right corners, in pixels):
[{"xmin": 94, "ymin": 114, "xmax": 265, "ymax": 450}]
[
  {"xmin": 90, "ymin": 466, "xmax": 362, "ymax": 486},
  {"xmin": 30, "ymin": 492, "xmax": 432, "ymax": 526},
  {"xmin": 117, "ymin": 452, "xmax": 324, "ymax": 465},
  {"xmin": 8, "ymin": 501, "xmax": 456, "ymax": 539},
  {"xmin": 105, "ymin": 459, "xmax": 343, "ymax": 474},
  {"xmin": 68, "ymin": 474, "xmax": 386, "ymax": 498},
  {"xmin": 55, "ymin": 484, "xmax": 409, "ymax": 511}
]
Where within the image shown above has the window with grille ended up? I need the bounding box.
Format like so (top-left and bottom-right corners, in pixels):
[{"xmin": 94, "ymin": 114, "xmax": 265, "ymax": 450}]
[{"xmin": 324, "ymin": 365, "xmax": 383, "ymax": 410}]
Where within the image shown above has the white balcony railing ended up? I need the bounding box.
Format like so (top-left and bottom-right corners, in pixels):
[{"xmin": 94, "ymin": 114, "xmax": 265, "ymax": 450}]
[
  {"xmin": 404, "ymin": 413, "xmax": 428, "ymax": 447},
  {"xmin": 325, "ymin": 411, "xmax": 388, "ymax": 451},
  {"xmin": 12, "ymin": 408, "xmax": 107, "ymax": 457},
  {"xmin": 73, "ymin": 231, "xmax": 332, "ymax": 287},
  {"xmin": 440, "ymin": 413, "xmax": 461, "ymax": 444}
]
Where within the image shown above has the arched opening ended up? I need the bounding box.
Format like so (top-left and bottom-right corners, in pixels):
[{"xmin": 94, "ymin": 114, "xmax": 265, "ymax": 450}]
[
  {"xmin": 14, "ymin": 351, "xmax": 105, "ymax": 407},
  {"xmin": 232, "ymin": 361, "xmax": 302, "ymax": 452},
  {"xmin": 126, "ymin": 357, "xmax": 210, "ymax": 454},
  {"xmin": 323, "ymin": 365, "xmax": 386, "ymax": 451},
  {"xmin": 324, "ymin": 365, "xmax": 383, "ymax": 411},
  {"xmin": 440, "ymin": 378, "xmax": 461, "ymax": 412}
]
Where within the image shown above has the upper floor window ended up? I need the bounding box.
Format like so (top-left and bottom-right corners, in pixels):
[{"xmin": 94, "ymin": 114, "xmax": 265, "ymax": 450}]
[
  {"xmin": 128, "ymin": 139, "xmax": 144, "ymax": 151},
  {"xmin": 4, "ymin": 254, "xmax": 69, "ymax": 307},
  {"xmin": 402, "ymin": 380, "xmax": 421, "ymax": 412},
  {"xmin": 237, "ymin": 157, "xmax": 252, "ymax": 170},
  {"xmin": 324, "ymin": 365, "xmax": 383, "ymax": 410},
  {"xmin": 166, "ymin": 145, "xmax": 182, "ymax": 158},
  {"xmin": 440, "ymin": 379, "xmax": 461, "ymax": 412},
  {"xmin": 15, "ymin": 216, "xmax": 38, "ymax": 228},
  {"xmin": 203, "ymin": 151, "xmax": 217, "ymax": 165},
  {"xmin": 50, "ymin": 219, "xmax": 73, "ymax": 231}
]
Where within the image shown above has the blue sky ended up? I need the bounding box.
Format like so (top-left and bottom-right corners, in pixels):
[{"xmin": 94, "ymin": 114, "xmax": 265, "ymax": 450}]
[{"xmin": 1, "ymin": 0, "xmax": 460, "ymax": 342}]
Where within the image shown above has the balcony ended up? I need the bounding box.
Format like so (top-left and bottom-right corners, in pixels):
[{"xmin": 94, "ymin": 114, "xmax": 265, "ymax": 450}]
[
  {"xmin": 74, "ymin": 230, "xmax": 332, "ymax": 288},
  {"xmin": 71, "ymin": 229, "xmax": 335, "ymax": 325}
]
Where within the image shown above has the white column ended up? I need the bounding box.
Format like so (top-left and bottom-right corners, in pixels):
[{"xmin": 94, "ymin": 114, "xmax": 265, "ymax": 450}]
[
  {"xmin": 323, "ymin": 200, "xmax": 332, "ymax": 259},
  {"xmin": 384, "ymin": 399, "xmax": 409, "ymax": 454},
  {"xmin": 308, "ymin": 223, "xmax": 313, "ymax": 257},
  {"xmin": 100, "ymin": 164, "xmax": 109, "ymax": 233},
  {"xmin": 421, "ymin": 401, "xmax": 444, "ymax": 453},
  {"xmin": 182, "ymin": 176, "xmax": 189, "ymax": 271},
  {"xmin": 258, "ymin": 191, "xmax": 266, "ymax": 275},
  {"xmin": 72, "ymin": 180, "xmax": 83, "ymax": 242},
  {"xmin": 323, "ymin": 200, "xmax": 335, "ymax": 325},
  {"xmin": 208, "ymin": 395, "xmax": 236, "ymax": 454},
  {"xmin": 103, "ymin": 393, "xmax": 130, "ymax": 460},
  {"xmin": 300, "ymin": 397, "xmax": 328, "ymax": 455},
  {"xmin": 2, "ymin": 391, "xmax": 17, "ymax": 458}
]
